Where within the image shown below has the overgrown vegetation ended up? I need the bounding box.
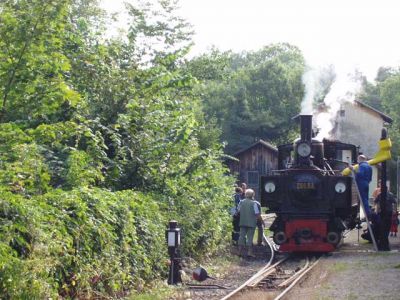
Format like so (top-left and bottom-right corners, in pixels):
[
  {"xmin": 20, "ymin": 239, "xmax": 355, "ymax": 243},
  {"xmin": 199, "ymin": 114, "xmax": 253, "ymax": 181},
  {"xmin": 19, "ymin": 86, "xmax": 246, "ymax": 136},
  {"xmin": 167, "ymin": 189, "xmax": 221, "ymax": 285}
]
[{"xmin": 0, "ymin": 0, "xmax": 232, "ymax": 297}]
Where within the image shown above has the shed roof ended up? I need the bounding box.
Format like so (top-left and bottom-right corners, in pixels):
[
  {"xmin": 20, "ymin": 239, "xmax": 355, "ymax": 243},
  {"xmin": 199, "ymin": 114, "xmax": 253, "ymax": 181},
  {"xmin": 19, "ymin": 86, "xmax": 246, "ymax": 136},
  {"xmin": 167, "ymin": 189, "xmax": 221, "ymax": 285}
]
[
  {"xmin": 354, "ymin": 100, "xmax": 393, "ymax": 123},
  {"xmin": 233, "ymin": 139, "xmax": 278, "ymax": 157}
]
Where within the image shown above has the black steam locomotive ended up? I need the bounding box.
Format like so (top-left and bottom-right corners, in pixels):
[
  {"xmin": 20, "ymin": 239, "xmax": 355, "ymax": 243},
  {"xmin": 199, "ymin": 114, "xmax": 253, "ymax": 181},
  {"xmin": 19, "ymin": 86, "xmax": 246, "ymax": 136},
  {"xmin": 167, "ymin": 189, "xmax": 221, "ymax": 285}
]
[{"xmin": 261, "ymin": 115, "xmax": 359, "ymax": 252}]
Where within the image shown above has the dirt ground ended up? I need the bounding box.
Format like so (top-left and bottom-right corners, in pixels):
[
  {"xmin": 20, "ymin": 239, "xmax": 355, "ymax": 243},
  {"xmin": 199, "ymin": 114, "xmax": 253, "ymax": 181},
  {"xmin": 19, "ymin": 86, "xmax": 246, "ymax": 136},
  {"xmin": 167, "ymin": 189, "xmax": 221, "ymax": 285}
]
[{"xmin": 171, "ymin": 223, "xmax": 400, "ymax": 300}]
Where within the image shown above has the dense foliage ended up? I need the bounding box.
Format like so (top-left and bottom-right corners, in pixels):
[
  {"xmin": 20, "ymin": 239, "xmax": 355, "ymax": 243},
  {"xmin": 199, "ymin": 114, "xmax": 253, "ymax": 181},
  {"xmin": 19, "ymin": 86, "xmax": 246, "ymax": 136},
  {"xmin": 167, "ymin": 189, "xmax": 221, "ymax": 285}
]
[
  {"xmin": 186, "ymin": 45, "xmax": 306, "ymax": 153},
  {"xmin": 0, "ymin": 0, "xmax": 233, "ymax": 297}
]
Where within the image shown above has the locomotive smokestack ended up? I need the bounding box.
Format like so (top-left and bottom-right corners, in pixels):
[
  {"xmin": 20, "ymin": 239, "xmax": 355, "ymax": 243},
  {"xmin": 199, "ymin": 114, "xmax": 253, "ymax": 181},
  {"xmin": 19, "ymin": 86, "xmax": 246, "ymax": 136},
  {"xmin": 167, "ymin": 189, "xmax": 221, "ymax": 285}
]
[{"xmin": 300, "ymin": 115, "xmax": 312, "ymax": 143}]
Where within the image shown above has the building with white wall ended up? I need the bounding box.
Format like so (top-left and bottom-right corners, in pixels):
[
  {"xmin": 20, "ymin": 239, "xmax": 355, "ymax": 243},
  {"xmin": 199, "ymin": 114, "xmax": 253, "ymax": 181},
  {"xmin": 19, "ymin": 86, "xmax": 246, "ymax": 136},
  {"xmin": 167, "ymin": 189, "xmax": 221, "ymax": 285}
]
[{"xmin": 330, "ymin": 100, "xmax": 393, "ymax": 199}]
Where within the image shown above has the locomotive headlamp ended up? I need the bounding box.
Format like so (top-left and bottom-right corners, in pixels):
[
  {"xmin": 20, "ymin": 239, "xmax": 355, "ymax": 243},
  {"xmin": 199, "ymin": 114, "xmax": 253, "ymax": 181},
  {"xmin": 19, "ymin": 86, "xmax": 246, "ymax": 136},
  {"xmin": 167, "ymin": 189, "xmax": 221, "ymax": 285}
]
[
  {"xmin": 274, "ymin": 231, "xmax": 287, "ymax": 245},
  {"xmin": 297, "ymin": 142, "xmax": 311, "ymax": 157},
  {"xmin": 335, "ymin": 182, "xmax": 346, "ymax": 193},
  {"xmin": 265, "ymin": 181, "xmax": 276, "ymax": 193}
]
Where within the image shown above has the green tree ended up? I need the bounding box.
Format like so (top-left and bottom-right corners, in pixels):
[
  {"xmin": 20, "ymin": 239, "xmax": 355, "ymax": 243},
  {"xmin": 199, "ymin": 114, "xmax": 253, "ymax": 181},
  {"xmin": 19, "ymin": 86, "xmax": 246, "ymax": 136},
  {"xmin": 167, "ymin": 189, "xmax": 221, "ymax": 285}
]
[
  {"xmin": 380, "ymin": 74, "xmax": 400, "ymax": 152},
  {"xmin": 358, "ymin": 67, "xmax": 400, "ymax": 192},
  {"xmin": 0, "ymin": 0, "xmax": 81, "ymax": 125},
  {"xmin": 189, "ymin": 43, "xmax": 305, "ymax": 153}
]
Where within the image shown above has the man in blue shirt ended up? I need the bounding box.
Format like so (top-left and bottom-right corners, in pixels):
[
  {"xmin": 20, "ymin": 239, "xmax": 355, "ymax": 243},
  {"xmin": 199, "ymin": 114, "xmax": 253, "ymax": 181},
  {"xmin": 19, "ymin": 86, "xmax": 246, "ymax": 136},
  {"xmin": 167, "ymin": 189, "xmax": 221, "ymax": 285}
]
[{"xmin": 352, "ymin": 155, "xmax": 372, "ymax": 216}]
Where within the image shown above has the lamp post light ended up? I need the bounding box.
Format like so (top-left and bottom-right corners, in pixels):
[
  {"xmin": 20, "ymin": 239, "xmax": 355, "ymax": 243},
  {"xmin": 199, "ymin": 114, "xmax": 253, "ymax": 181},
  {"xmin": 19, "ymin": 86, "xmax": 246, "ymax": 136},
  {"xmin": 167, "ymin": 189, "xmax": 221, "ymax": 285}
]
[{"xmin": 166, "ymin": 220, "xmax": 182, "ymax": 285}]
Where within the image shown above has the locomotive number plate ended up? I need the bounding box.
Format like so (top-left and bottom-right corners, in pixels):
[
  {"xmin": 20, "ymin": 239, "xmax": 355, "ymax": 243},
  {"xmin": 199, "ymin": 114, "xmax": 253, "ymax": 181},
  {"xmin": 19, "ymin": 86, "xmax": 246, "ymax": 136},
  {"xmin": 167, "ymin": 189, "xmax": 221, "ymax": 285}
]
[{"xmin": 296, "ymin": 182, "xmax": 315, "ymax": 189}]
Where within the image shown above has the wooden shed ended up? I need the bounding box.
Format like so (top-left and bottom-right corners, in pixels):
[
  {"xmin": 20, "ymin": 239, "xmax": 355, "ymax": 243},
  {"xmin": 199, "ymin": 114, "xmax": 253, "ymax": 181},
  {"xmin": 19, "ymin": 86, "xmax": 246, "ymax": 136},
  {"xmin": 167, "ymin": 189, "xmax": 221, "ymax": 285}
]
[{"xmin": 226, "ymin": 139, "xmax": 278, "ymax": 200}]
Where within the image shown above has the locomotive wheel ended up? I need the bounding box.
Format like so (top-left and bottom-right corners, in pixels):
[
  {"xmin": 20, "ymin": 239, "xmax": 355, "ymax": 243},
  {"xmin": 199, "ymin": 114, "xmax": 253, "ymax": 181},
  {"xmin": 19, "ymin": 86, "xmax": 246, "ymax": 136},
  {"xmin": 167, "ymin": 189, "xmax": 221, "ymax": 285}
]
[
  {"xmin": 327, "ymin": 231, "xmax": 340, "ymax": 245},
  {"xmin": 273, "ymin": 231, "xmax": 287, "ymax": 245}
]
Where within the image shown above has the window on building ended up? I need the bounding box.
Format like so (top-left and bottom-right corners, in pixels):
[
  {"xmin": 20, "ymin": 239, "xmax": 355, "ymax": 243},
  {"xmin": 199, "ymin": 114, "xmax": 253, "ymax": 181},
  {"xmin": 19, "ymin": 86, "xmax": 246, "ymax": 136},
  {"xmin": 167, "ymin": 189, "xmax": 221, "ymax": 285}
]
[
  {"xmin": 247, "ymin": 171, "xmax": 259, "ymax": 185},
  {"xmin": 335, "ymin": 150, "xmax": 343, "ymax": 160},
  {"xmin": 339, "ymin": 109, "xmax": 345, "ymax": 117}
]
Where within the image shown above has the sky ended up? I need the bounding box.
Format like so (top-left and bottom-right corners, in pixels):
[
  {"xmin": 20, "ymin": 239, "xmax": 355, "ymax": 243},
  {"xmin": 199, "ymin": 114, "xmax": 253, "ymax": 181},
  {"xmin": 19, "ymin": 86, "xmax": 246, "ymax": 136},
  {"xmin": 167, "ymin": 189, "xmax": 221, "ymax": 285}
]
[{"xmin": 102, "ymin": 0, "xmax": 400, "ymax": 80}]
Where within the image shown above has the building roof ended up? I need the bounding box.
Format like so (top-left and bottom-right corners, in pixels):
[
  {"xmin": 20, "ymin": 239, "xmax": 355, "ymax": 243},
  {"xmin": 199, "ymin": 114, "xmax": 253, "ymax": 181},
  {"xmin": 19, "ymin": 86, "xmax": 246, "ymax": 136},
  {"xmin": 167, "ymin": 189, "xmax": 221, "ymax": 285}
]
[
  {"xmin": 354, "ymin": 100, "xmax": 393, "ymax": 123},
  {"xmin": 233, "ymin": 139, "xmax": 278, "ymax": 157}
]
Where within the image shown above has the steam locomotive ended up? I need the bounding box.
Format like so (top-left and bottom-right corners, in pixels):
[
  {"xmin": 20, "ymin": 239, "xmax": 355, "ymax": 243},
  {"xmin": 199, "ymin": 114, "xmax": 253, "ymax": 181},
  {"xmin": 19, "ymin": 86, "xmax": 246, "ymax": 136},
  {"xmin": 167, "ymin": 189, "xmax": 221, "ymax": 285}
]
[{"xmin": 261, "ymin": 115, "xmax": 359, "ymax": 252}]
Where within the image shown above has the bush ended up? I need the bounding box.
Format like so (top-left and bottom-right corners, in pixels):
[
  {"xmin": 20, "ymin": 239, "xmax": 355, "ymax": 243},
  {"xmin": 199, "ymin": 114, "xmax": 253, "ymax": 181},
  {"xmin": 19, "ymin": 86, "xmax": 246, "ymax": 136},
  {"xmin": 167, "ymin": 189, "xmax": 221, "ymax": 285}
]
[{"xmin": 0, "ymin": 188, "xmax": 167, "ymax": 298}]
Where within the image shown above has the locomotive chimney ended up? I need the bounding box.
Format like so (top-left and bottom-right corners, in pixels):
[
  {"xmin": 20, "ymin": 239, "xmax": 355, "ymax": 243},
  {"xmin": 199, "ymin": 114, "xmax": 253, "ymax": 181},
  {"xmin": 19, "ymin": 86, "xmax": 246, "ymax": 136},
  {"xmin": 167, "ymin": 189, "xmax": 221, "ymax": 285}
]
[{"xmin": 300, "ymin": 115, "xmax": 312, "ymax": 143}]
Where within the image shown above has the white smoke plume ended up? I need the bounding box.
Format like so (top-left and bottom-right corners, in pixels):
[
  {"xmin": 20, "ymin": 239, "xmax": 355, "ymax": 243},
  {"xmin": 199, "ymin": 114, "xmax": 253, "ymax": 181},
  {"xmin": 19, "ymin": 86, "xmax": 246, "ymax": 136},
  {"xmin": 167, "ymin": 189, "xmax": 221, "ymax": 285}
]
[
  {"xmin": 301, "ymin": 65, "xmax": 362, "ymax": 140},
  {"xmin": 300, "ymin": 68, "xmax": 319, "ymax": 115},
  {"xmin": 315, "ymin": 72, "xmax": 361, "ymax": 140}
]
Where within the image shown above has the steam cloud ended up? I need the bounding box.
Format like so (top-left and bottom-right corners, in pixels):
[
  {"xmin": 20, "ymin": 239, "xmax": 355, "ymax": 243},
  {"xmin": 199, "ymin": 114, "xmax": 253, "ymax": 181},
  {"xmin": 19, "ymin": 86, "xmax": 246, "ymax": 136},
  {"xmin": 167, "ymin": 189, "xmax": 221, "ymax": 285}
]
[
  {"xmin": 301, "ymin": 65, "xmax": 362, "ymax": 140},
  {"xmin": 300, "ymin": 68, "xmax": 318, "ymax": 115}
]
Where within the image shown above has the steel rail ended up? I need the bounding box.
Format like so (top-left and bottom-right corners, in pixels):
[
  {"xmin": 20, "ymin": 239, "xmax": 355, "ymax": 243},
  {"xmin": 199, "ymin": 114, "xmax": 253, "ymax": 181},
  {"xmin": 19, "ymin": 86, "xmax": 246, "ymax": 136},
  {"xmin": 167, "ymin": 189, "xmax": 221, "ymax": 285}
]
[
  {"xmin": 243, "ymin": 232, "xmax": 278, "ymax": 288},
  {"xmin": 277, "ymin": 256, "xmax": 310, "ymax": 288},
  {"xmin": 220, "ymin": 256, "xmax": 287, "ymax": 300},
  {"xmin": 273, "ymin": 256, "xmax": 321, "ymax": 300},
  {"xmin": 220, "ymin": 233, "xmax": 277, "ymax": 299},
  {"xmin": 246, "ymin": 257, "xmax": 288, "ymax": 287}
]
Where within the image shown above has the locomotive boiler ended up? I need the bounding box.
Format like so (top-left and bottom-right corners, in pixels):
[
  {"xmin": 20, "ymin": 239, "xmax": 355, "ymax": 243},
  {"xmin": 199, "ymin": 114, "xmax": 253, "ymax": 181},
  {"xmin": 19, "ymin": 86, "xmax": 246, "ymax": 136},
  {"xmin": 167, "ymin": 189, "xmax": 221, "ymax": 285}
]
[{"xmin": 261, "ymin": 115, "xmax": 359, "ymax": 252}]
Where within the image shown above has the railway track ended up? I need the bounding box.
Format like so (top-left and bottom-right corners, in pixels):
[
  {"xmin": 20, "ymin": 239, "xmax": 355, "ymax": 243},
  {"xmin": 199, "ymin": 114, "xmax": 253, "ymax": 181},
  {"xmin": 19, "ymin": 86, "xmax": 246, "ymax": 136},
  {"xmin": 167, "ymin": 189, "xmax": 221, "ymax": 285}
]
[{"xmin": 221, "ymin": 254, "xmax": 321, "ymax": 300}]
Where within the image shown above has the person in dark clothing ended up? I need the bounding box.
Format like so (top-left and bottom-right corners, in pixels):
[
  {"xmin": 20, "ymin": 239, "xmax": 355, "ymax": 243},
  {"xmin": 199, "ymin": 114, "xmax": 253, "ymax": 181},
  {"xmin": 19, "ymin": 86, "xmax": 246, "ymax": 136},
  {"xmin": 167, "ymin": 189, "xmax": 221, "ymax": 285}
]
[
  {"xmin": 255, "ymin": 200, "xmax": 264, "ymax": 246},
  {"xmin": 233, "ymin": 187, "xmax": 242, "ymax": 207},
  {"xmin": 231, "ymin": 187, "xmax": 242, "ymax": 244},
  {"xmin": 362, "ymin": 191, "xmax": 397, "ymax": 250},
  {"xmin": 351, "ymin": 155, "xmax": 372, "ymax": 216},
  {"xmin": 374, "ymin": 191, "xmax": 397, "ymax": 250},
  {"xmin": 390, "ymin": 209, "xmax": 399, "ymax": 237},
  {"xmin": 240, "ymin": 182, "xmax": 247, "ymax": 199}
]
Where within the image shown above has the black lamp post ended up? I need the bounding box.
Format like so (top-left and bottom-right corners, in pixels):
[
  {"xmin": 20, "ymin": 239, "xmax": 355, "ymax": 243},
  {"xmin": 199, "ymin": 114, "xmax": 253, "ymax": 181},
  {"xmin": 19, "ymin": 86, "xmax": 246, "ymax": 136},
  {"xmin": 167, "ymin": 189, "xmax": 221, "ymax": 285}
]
[
  {"xmin": 379, "ymin": 128, "xmax": 390, "ymax": 251},
  {"xmin": 381, "ymin": 129, "xmax": 388, "ymax": 216},
  {"xmin": 166, "ymin": 220, "xmax": 182, "ymax": 284}
]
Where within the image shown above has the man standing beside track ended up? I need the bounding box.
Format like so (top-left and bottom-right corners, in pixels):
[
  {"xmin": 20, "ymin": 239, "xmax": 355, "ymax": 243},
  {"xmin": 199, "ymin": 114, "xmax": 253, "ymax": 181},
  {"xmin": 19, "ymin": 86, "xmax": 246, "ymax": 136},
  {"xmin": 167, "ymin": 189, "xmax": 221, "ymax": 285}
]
[
  {"xmin": 374, "ymin": 191, "xmax": 397, "ymax": 250},
  {"xmin": 237, "ymin": 189, "xmax": 262, "ymax": 258},
  {"xmin": 351, "ymin": 155, "xmax": 373, "ymax": 216}
]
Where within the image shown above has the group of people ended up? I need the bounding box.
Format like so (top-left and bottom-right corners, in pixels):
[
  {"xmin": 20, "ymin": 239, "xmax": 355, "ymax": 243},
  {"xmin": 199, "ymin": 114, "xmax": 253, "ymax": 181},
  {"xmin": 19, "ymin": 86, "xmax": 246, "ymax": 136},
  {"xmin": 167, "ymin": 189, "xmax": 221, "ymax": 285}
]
[
  {"xmin": 231, "ymin": 183, "xmax": 264, "ymax": 258},
  {"xmin": 352, "ymin": 155, "xmax": 399, "ymax": 251}
]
